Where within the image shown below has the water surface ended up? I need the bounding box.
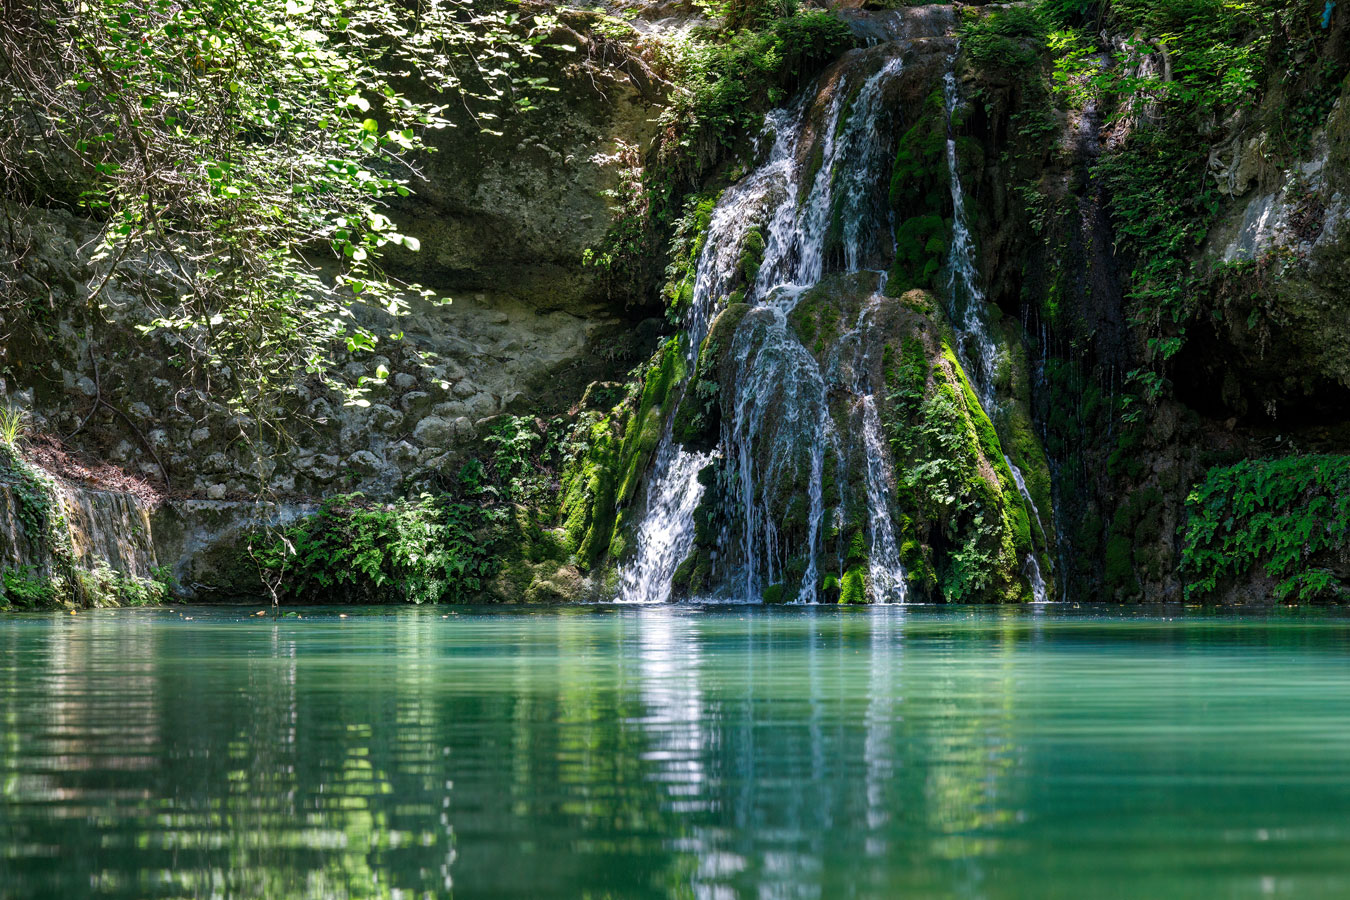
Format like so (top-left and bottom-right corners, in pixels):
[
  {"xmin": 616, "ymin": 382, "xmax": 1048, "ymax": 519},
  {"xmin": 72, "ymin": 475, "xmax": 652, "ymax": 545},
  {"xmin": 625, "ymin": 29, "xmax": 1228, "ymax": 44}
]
[{"xmin": 4, "ymin": 605, "xmax": 1350, "ymax": 898}]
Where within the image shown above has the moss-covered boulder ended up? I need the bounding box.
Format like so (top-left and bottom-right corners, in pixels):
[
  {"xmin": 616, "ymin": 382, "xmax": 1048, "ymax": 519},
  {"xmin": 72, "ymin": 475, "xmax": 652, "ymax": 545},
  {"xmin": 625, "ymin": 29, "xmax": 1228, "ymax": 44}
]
[{"xmin": 663, "ymin": 271, "xmax": 1052, "ymax": 604}]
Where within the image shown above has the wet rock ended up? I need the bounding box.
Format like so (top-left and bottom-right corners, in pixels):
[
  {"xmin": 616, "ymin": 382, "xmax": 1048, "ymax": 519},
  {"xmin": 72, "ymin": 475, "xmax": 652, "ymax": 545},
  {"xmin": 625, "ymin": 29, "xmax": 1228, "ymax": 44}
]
[
  {"xmin": 348, "ymin": 449, "xmax": 383, "ymax": 472},
  {"xmin": 412, "ymin": 416, "xmax": 453, "ymax": 447}
]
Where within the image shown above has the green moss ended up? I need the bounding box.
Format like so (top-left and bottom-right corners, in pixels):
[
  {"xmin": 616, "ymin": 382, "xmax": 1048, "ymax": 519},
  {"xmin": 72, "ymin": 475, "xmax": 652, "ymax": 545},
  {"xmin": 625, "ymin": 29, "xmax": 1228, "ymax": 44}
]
[
  {"xmin": 1104, "ymin": 534, "xmax": 1139, "ymax": 596},
  {"xmin": 887, "ymin": 88, "xmax": 951, "ymax": 295},
  {"xmin": 762, "ymin": 583, "xmax": 786, "ymax": 604},
  {"xmin": 887, "ymin": 215, "xmax": 948, "ymax": 295},
  {"xmin": 559, "ymin": 412, "xmax": 623, "ymax": 570},
  {"xmin": 1103, "ymin": 487, "xmax": 1167, "ymax": 599},
  {"xmin": 739, "ymin": 227, "xmax": 765, "ymax": 286},
  {"xmin": 877, "ymin": 323, "xmax": 1028, "ymax": 602},
  {"xmin": 673, "ymin": 303, "xmax": 751, "ymax": 449},
  {"xmin": 839, "ymin": 564, "xmax": 868, "ymax": 605},
  {"xmin": 787, "ymin": 286, "xmax": 843, "ymax": 357},
  {"xmin": 616, "ymin": 337, "xmax": 688, "ymax": 505}
]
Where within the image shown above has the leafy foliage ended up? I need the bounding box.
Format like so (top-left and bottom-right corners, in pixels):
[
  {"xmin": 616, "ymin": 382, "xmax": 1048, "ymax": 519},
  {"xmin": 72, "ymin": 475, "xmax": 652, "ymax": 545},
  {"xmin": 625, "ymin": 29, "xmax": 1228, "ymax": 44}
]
[
  {"xmin": 0, "ymin": 407, "xmax": 26, "ymax": 447},
  {"xmin": 0, "ymin": 0, "xmax": 554, "ymax": 425},
  {"xmin": 663, "ymin": 9, "xmax": 854, "ymax": 158},
  {"xmin": 75, "ymin": 562, "xmax": 168, "ymax": 607},
  {"xmin": 0, "ymin": 566, "xmax": 58, "ymax": 610},
  {"xmin": 260, "ymin": 493, "xmax": 503, "ymax": 604},
  {"xmin": 257, "ymin": 414, "xmax": 576, "ymax": 602},
  {"xmin": 883, "ymin": 337, "xmax": 1023, "ymax": 602},
  {"xmin": 1035, "ymin": 0, "xmax": 1342, "ymax": 408},
  {"xmin": 1182, "ymin": 456, "xmax": 1350, "ymax": 602},
  {"xmin": 586, "ymin": 6, "xmax": 851, "ymax": 302},
  {"xmin": 961, "ymin": 5, "xmax": 1050, "ymax": 74}
]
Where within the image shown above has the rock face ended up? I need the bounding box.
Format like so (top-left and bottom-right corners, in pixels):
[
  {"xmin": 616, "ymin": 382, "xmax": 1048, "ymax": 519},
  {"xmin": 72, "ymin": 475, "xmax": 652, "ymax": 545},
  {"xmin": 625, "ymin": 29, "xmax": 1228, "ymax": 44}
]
[
  {"xmin": 1182, "ymin": 91, "xmax": 1350, "ymax": 419},
  {"xmin": 2, "ymin": 3, "xmax": 1347, "ymax": 605},
  {"xmin": 0, "ymin": 444, "xmax": 163, "ymax": 608},
  {"xmin": 0, "ymin": 21, "xmax": 666, "ymax": 592},
  {"xmin": 556, "ymin": 18, "xmax": 1054, "ymax": 605}
]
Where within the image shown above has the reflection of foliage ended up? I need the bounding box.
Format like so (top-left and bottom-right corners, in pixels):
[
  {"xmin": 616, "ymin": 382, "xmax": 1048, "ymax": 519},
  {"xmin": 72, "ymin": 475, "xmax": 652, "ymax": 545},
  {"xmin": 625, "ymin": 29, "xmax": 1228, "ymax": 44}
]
[{"xmin": 1182, "ymin": 456, "xmax": 1350, "ymax": 602}]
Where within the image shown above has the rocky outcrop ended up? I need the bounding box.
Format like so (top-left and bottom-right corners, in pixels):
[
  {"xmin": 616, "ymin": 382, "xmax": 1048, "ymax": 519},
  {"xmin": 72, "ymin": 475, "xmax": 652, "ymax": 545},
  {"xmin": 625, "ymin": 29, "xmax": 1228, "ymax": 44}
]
[{"xmin": 0, "ymin": 16, "xmax": 667, "ymax": 576}]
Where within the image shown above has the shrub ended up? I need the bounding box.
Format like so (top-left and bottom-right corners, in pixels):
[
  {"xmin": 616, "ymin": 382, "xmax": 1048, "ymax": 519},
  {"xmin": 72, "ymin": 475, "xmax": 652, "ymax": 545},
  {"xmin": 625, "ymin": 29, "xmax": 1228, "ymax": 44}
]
[
  {"xmin": 259, "ymin": 493, "xmax": 503, "ymax": 604},
  {"xmin": 0, "ymin": 566, "xmax": 57, "ymax": 610},
  {"xmin": 1182, "ymin": 456, "xmax": 1350, "ymax": 602}
]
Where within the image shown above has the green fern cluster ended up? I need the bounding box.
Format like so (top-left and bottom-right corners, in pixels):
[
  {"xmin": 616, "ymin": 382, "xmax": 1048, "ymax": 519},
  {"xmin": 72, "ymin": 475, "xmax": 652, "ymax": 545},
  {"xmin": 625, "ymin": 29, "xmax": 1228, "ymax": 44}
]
[
  {"xmin": 1182, "ymin": 456, "xmax": 1350, "ymax": 602},
  {"xmin": 260, "ymin": 494, "xmax": 502, "ymax": 604}
]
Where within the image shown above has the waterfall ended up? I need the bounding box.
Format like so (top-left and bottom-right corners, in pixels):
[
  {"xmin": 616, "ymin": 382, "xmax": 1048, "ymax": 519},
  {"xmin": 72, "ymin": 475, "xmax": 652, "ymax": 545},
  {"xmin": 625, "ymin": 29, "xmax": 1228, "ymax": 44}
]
[
  {"xmin": 620, "ymin": 50, "xmax": 914, "ymax": 604},
  {"xmin": 617, "ymin": 107, "xmax": 803, "ymax": 603},
  {"xmin": 1002, "ymin": 456, "xmax": 1050, "ymax": 604},
  {"xmin": 942, "ymin": 68, "xmax": 1001, "ymax": 411},
  {"xmin": 943, "ymin": 62, "xmax": 1052, "ymax": 603},
  {"xmin": 1004, "ymin": 454, "xmax": 1047, "ymax": 541},
  {"xmin": 860, "ymin": 396, "xmax": 907, "ymax": 603},
  {"xmin": 617, "ymin": 435, "xmax": 713, "ymax": 604},
  {"xmin": 724, "ymin": 55, "xmax": 910, "ymax": 603}
]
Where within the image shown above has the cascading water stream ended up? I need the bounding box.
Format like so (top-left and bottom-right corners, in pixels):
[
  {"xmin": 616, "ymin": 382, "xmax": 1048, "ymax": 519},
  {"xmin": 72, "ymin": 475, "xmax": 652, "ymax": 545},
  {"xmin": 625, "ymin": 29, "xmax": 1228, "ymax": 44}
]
[
  {"xmin": 618, "ymin": 109, "xmax": 804, "ymax": 603},
  {"xmin": 942, "ymin": 68, "xmax": 1001, "ymax": 411},
  {"xmin": 725, "ymin": 56, "xmax": 910, "ymax": 603},
  {"xmin": 618, "ymin": 435, "xmax": 713, "ymax": 604},
  {"xmin": 623, "ymin": 50, "xmax": 914, "ymax": 603},
  {"xmin": 943, "ymin": 62, "xmax": 1050, "ymax": 603},
  {"xmin": 860, "ymin": 395, "xmax": 908, "ymax": 603}
]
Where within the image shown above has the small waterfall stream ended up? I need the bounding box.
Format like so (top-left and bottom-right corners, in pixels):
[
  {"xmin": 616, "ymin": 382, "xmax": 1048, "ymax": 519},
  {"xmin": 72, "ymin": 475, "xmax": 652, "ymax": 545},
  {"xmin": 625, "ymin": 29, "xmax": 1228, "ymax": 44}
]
[
  {"xmin": 942, "ymin": 63, "xmax": 1050, "ymax": 603},
  {"xmin": 621, "ymin": 49, "xmax": 913, "ymax": 603},
  {"xmin": 620, "ymin": 17, "xmax": 1046, "ymax": 605},
  {"xmin": 617, "ymin": 104, "xmax": 806, "ymax": 604},
  {"xmin": 942, "ymin": 68, "xmax": 1001, "ymax": 411}
]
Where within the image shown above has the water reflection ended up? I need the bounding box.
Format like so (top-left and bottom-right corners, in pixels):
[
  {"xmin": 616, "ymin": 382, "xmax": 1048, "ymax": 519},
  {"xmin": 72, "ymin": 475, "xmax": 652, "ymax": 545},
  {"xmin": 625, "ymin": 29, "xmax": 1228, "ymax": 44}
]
[{"xmin": 3, "ymin": 607, "xmax": 1350, "ymax": 898}]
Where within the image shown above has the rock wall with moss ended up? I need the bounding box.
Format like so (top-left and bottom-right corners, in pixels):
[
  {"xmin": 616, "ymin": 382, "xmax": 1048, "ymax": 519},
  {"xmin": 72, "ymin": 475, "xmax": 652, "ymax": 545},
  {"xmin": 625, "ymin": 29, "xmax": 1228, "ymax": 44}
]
[{"xmin": 4, "ymin": 0, "xmax": 1349, "ymax": 605}]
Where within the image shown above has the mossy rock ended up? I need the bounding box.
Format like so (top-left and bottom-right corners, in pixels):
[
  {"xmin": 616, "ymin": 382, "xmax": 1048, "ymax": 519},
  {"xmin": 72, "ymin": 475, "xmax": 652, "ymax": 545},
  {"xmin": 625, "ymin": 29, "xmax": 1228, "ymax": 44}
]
[
  {"xmin": 839, "ymin": 564, "xmax": 868, "ymax": 605},
  {"xmin": 672, "ymin": 303, "xmax": 751, "ymax": 450},
  {"xmin": 872, "ymin": 292, "xmax": 1034, "ymax": 602}
]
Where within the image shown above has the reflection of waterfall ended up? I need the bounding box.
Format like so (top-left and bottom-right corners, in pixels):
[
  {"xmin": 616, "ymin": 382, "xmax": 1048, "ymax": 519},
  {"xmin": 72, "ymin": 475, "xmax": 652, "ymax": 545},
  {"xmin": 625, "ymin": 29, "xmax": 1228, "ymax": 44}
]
[
  {"xmin": 864, "ymin": 607, "xmax": 903, "ymax": 847},
  {"xmin": 635, "ymin": 610, "xmax": 708, "ymax": 810}
]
